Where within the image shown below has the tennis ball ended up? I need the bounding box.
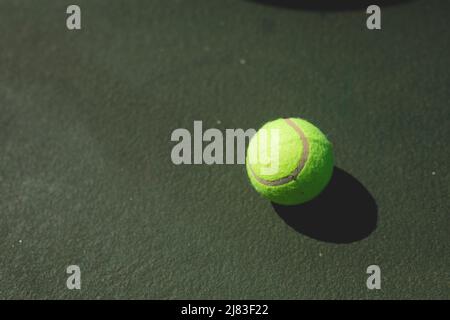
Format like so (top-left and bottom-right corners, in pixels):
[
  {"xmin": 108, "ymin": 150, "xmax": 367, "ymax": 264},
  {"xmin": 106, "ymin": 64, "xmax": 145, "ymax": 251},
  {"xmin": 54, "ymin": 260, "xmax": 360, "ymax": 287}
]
[{"xmin": 246, "ymin": 118, "xmax": 334, "ymax": 205}]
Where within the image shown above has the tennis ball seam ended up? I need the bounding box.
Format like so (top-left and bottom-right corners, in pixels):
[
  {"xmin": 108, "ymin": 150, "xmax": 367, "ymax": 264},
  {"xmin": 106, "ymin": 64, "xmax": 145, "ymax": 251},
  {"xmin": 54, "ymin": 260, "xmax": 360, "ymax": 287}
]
[{"xmin": 249, "ymin": 118, "xmax": 310, "ymax": 186}]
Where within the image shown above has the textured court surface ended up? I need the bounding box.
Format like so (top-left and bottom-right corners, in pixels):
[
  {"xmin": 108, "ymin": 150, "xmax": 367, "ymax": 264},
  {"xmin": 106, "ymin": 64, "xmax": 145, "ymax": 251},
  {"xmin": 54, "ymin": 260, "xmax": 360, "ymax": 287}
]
[{"xmin": 0, "ymin": 0, "xmax": 448, "ymax": 299}]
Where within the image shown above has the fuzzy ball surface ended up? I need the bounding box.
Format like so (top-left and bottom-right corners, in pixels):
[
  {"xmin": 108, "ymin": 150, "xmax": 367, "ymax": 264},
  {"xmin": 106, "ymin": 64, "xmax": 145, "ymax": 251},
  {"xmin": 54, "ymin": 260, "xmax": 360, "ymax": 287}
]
[{"xmin": 246, "ymin": 118, "xmax": 334, "ymax": 205}]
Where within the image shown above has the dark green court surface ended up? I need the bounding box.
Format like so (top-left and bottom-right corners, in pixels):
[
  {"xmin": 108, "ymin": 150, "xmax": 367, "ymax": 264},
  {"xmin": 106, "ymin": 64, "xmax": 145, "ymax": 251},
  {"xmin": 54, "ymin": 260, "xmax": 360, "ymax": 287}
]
[{"xmin": 0, "ymin": 0, "xmax": 448, "ymax": 299}]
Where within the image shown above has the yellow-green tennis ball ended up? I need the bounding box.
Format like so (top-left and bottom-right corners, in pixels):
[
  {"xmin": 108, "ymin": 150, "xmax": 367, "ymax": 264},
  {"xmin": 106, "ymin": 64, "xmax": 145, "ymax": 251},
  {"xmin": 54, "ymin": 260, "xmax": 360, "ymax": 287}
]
[{"xmin": 246, "ymin": 118, "xmax": 334, "ymax": 205}]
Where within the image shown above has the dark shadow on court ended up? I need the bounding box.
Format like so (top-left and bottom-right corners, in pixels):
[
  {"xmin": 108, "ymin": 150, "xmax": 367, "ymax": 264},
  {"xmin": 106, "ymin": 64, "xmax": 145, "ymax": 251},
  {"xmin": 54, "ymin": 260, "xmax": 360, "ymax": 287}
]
[
  {"xmin": 247, "ymin": 0, "xmax": 414, "ymax": 11},
  {"xmin": 272, "ymin": 167, "xmax": 377, "ymax": 244}
]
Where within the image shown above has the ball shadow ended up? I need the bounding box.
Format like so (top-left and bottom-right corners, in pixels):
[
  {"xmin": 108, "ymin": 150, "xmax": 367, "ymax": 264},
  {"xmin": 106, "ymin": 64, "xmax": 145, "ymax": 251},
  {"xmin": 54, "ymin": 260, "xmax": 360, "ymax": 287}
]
[
  {"xmin": 272, "ymin": 167, "xmax": 377, "ymax": 243},
  {"xmin": 247, "ymin": 0, "xmax": 414, "ymax": 11}
]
